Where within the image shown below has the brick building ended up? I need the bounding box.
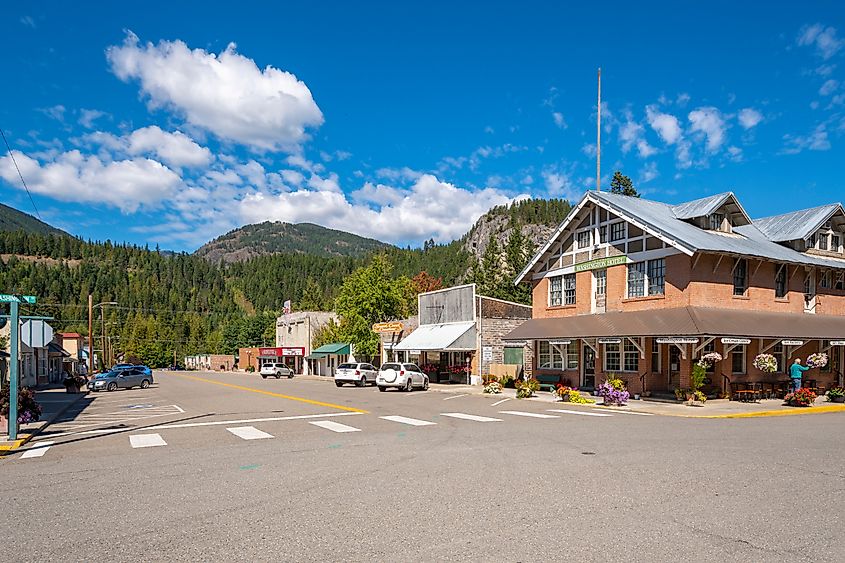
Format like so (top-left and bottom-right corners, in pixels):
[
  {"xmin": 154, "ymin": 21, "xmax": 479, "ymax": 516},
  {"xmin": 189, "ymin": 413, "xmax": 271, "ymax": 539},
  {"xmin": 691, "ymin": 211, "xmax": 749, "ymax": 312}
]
[
  {"xmin": 392, "ymin": 284, "xmax": 532, "ymax": 384},
  {"xmin": 505, "ymin": 190, "xmax": 845, "ymax": 396}
]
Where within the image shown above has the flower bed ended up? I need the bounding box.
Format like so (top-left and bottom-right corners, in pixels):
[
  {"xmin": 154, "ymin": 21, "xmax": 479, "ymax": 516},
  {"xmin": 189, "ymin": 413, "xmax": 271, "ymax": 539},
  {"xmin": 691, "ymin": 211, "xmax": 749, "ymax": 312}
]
[
  {"xmin": 483, "ymin": 381, "xmax": 502, "ymax": 394},
  {"xmin": 806, "ymin": 353, "xmax": 828, "ymax": 369},
  {"xmin": 515, "ymin": 377, "xmax": 539, "ymax": 399},
  {"xmin": 753, "ymin": 353, "xmax": 778, "ymax": 373},
  {"xmin": 784, "ymin": 387, "xmax": 817, "ymax": 407}
]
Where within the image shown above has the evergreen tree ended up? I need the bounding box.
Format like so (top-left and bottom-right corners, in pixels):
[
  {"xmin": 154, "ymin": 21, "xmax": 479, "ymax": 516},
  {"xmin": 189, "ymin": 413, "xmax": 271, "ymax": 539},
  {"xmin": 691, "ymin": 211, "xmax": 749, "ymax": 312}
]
[{"xmin": 610, "ymin": 171, "xmax": 640, "ymax": 197}]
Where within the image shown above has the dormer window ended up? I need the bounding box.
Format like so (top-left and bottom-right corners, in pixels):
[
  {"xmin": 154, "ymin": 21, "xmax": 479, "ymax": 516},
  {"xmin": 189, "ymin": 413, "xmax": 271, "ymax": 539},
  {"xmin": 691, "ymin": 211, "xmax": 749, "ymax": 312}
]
[
  {"xmin": 819, "ymin": 233, "xmax": 829, "ymax": 251},
  {"xmin": 833, "ymin": 234, "xmax": 841, "ymax": 253},
  {"xmin": 808, "ymin": 234, "xmax": 816, "ymax": 249},
  {"xmin": 708, "ymin": 213, "xmax": 724, "ymax": 231}
]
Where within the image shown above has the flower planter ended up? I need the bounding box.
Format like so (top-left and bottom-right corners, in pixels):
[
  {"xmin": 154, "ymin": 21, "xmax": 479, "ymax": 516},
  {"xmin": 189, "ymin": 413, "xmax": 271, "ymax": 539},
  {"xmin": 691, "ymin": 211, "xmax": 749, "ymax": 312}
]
[{"xmin": 831, "ymin": 396, "xmax": 845, "ymax": 403}]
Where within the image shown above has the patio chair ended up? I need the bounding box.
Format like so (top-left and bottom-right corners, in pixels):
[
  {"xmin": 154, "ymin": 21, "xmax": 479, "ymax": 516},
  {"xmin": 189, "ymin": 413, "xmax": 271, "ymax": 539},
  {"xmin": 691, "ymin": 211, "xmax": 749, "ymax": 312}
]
[{"xmin": 747, "ymin": 382, "xmax": 763, "ymax": 402}]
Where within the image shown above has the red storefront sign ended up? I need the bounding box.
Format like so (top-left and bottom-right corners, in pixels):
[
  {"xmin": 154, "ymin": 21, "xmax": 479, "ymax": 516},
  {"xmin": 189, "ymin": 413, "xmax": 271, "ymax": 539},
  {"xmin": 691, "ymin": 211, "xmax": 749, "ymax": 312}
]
[{"xmin": 258, "ymin": 347, "xmax": 305, "ymax": 357}]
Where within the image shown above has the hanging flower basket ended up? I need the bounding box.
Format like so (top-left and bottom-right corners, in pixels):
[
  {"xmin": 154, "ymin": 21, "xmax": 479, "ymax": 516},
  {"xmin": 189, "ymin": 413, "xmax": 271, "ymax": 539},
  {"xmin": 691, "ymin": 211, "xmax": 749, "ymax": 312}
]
[
  {"xmin": 697, "ymin": 352, "xmax": 723, "ymax": 368},
  {"xmin": 806, "ymin": 352, "xmax": 828, "ymax": 369},
  {"xmin": 753, "ymin": 353, "xmax": 778, "ymax": 373}
]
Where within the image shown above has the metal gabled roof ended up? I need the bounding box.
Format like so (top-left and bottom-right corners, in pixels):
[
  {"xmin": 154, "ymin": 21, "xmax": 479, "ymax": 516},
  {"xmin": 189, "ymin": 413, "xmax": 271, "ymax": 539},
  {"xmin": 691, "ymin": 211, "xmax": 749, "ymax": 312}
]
[
  {"xmin": 672, "ymin": 192, "xmax": 731, "ymax": 219},
  {"xmin": 516, "ymin": 190, "xmax": 845, "ymax": 285},
  {"xmin": 753, "ymin": 203, "xmax": 844, "ymax": 242}
]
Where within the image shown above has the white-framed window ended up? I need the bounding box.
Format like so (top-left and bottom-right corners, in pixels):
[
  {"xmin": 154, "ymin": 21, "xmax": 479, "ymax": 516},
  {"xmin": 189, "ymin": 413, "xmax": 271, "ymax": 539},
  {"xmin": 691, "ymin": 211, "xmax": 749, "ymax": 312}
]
[
  {"xmin": 731, "ymin": 346, "xmax": 746, "ymax": 374},
  {"xmin": 773, "ymin": 343, "xmax": 786, "ymax": 373},
  {"xmin": 610, "ymin": 222, "xmax": 626, "ymax": 241},
  {"xmin": 627, "ymin": 258, "xmax": 665, "ymax": 298},
  {"xmin": 564, "ymin": 274, "xmax": 576, "ymax": 305},
  {"xmin": 604, "ymin": 343, "xmax": 621, "ymax": 372},
  {"xmin": 651, "ymin": 339, "xmax": 661, "ymax": 373},
  {"xmin": 627, "ymin": 262, "xmax": 646, "ymax": 297},
  {"xmin": 709, "ymin": 213, "xmax": 724, "ymax": 231},
  {"xmin": 599, "ymin": 225, "xmax": 607, "ymax": 244},
  {"xmin": 623, "ymin": 339, "xmax": 639, "ymax": 372},
  {"xmin": 808, "ymin": 234, "xmax": 817, "ymax": 249},
  {"xmin": 733, "ymin": 258, "xmax": 748, "ymax": 296},
  {"xmin": 820, "ymin": 270, "xmax": 831, "ymax": 289},
  {"xmin": 820, "ymin": 233, "xmax": 829, "ymax": 251},
  {"xmin": 595, "ymin": 269, "xmax": 607, "ymax": 296},
  {"xmin": 538, "ymin": 341, "xmax": 552, "ymax": 368},
  {"xmin": 775, "ymin": 265, "xmax": 788, "ymax": 299},
  {"xmin": 832, "ymin": 234, "xmax": 841, "ymax": 253},
  {"xmin": 549, "ymin": 276, "xmax": 563, "ymax": 307},
  {"xmin": 566, "ymin": 342, "xmax": 579, "ymax": 370},
  {"xmin": 576, "ymin": 230, "xmax": 591, "ymax": 249}
]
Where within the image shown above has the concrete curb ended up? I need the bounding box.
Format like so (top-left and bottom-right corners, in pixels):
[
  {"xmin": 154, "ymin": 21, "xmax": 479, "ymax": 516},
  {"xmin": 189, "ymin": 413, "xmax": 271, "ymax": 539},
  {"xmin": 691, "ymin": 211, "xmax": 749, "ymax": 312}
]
[{"xmin": 0, "ymin": 391, "xmax": 89, "ymax": 453}]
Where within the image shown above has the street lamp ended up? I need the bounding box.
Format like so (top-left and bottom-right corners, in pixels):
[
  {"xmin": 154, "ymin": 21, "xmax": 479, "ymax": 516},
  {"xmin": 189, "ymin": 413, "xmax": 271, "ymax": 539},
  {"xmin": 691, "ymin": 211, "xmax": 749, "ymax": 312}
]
[{"xmin": 88, "ymin": 298, "xmax": 117, "ymax": 371}]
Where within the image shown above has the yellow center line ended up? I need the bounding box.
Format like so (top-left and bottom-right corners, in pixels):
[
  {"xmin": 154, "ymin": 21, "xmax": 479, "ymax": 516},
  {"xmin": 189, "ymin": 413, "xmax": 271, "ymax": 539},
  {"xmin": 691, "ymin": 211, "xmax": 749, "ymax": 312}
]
[{"xmin": 166, "ymin": 373, "xmax": 369, "ymax": 414}]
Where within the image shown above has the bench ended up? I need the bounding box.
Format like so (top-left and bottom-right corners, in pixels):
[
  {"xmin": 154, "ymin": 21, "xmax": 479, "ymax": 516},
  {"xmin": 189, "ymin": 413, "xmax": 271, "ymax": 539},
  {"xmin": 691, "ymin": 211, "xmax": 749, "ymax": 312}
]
[{"xmin": 535, "ymin": 373, "xmax": 561, "ymax": 392}]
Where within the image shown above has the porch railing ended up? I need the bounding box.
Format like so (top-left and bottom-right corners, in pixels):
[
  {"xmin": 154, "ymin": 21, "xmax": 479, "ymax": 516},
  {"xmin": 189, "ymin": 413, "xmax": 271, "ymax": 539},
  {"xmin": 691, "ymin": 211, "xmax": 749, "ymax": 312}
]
[
  {"xmin": 722, "ymin": 373, "xmax": 731, "ymax": 395},
  {"xmin": 639, "ymin": 371, "xmax": 648, "ymax": 394}
]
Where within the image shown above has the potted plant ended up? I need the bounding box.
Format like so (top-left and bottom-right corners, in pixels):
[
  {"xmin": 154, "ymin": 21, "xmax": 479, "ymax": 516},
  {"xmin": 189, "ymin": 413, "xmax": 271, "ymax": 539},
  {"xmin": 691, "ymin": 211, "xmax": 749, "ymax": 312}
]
[
  {"xmin": 515, "ymin": 377, "xmax": 540, "ymax": 399},
  {"xmin": 784, "ymin": 387, "xmax": 817, "ymax": 407},
  {"xmin": 597, "ymin": 376, "xmax": 629, "ymax": 406},
  {"xmin": 482, "ymin": 376, "xmax": 502, "ymax": 394},
  {"xmin": 826, "ymin": 387, "xmax": 845, "ymax": 403},
  {"xmin": 63, "ymin": 374, "xmax": 86, "ymax": 393},
  {"xmin": 0, "ymin": 387, "xmax": 43, "ymax": 426},
  {"xmin": 806, "ymin": 353, "xmax": 828, "ymax": 369},
  {"xmin": 552, "ymin": 384, "xmax": 572, "ymax": 402},
  {"xmin": 753, "ymin": 353, "xmax": 778, "ymax": 373}
]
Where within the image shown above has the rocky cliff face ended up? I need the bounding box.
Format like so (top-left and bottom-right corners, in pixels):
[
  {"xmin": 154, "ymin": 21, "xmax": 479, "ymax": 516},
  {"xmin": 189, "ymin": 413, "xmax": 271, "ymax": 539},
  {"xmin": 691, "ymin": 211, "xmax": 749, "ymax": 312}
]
[{"xmin": 461, "ymin": 210, "xmax": 558, "ymax": 262}]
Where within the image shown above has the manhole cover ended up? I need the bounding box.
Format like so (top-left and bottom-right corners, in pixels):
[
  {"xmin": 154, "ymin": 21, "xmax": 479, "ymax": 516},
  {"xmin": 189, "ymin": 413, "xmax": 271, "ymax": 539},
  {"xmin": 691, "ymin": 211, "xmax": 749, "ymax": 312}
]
[{"xmin": 581, "ymin": 451, "xmax": 596, "ymax": 455}]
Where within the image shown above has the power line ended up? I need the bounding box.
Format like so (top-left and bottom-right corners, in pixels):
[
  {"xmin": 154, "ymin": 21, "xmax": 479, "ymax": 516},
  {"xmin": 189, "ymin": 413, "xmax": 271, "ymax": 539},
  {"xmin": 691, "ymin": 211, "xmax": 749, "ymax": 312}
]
[{"xmin": 0, "ymin": 128, "xmax": 43, "ymax": 221}]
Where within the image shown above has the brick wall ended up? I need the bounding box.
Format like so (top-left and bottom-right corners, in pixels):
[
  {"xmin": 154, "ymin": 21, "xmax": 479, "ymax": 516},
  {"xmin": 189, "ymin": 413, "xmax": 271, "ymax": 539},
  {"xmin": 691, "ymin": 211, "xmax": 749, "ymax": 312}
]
[{"xmin": 480, "ymin": 316, "xmax": 533, "ymax": 377}]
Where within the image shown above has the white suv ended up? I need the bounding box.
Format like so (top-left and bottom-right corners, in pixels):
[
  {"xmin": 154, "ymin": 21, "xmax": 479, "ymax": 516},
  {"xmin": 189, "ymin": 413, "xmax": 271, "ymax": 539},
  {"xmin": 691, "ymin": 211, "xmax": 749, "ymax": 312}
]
[
  {"xmin": 377, "ymin": 362, "xmax": 429, "ymax": 392},
  {"xmin": 260, "ymin": 362, "xmax": 294, "ymax": 379},
  {"xmin": 334, "ymin": 363, "xmax": 378, "ymax": 387}
]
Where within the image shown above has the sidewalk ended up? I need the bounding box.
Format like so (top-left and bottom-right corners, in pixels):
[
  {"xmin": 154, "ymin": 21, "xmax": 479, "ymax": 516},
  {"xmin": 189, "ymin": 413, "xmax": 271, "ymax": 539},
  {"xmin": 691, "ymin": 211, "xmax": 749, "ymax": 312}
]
[{"xmin": 0, "ymin": 387, "xmax": 90, "ymax": 451}]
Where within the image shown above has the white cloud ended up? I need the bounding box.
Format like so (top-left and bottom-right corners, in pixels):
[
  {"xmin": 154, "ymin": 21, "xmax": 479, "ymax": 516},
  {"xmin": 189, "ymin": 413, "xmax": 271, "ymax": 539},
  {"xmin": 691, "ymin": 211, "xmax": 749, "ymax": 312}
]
[
  {"xmin": 675, "ymin": 139, "xmax": 693, "ymax": 169},
  {"xmin": 238, "ymin": 174, "xmax": 515, "ymax": 244},
  {"xmin": 737, "ymin": 108, "xmax": 763, "ymax": 129},
  {"xmin": 638, "ymin": 161, "xmax": 659, "ymax": 183},
  {"xmin": 646, "ymin": 106, "xmax": 682, "ymax": 144},
  {"xmin": 726, "ymin": 146, "xmax": 743, "ymax": 162},
  {"xmin": 688, "ymin": 107, "xmax": 726, "ymax": 152},
  {"xmin": 20, "ymin": 16, "xmax": 36, "ymax": 28},
  {"xmin": 127, "ymin": 126, "xmax": 213, "ymax": 169},
  {"xmin": 0, "ymin": 150, "xmax": 180, "ymax": 213},
  {"xmin": 78, "ymin": 109, "xmax": 107, "ymax": 129},
  {"xmin": 797, "ymin": 24, "xmax": 843, "ymax": 60},
  {"xmin": 618, "ymin": 119, "xmax": 656, "ymax": 158},
  {"xmin": 781, "ymin": 123, "xmax": 831, "ymax": 154},
  {"xmin": 553, "ymin": 112, "xmax": 567, "ymax": 129},
  {"xmin": 39, "ymin": 105, "xmax": 66, "ymax": 122},
  {"xmin": 819, "ymin": 79, "xmax": 839, "ymax": 96},
  {"xmin": 106, "ymin": 31, "xmax": 323, "ymax": 151}
]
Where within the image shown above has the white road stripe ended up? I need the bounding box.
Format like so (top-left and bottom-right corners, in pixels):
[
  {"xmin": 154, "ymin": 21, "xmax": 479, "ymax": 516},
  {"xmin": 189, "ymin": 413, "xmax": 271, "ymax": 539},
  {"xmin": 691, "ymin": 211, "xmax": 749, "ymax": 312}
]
[
  {"xmin": 547, "ymin": 409, "xmax": 613, "ymax": 417},
  {"xmin": 20, "ymin": 441, "xmax": 54, "ymax": 459},
  {"xmin": 129, "ymin": 433, "xmax": 167, "ymax": 448},
  {"xmin": 491, "ymin": 398, "xmax": 511, "ymax": 406},
  {"xmin": 380, "ymin": 415, "xmax": 436, "ymax": 427},
  {"xmin": 443, "ymin": 394, "xmax": 468, "ymax": 401},
  {"xmin": 601, "ymin": 409, "xmax": 654, "ymax": 416},
  {"xmin": 309, "ymin": 420, "xmax": 361, "ymax": 433},
  {"xmin": 226, "ymin": 426, "xmax": 274, "ymax": 440},
  {"xmin": 499, "ymin": 410, "xmax": 559, "ymax": 419},
  {"xmin": 441, "ymin": 413, "xmax": 502, "ymax": 422}
]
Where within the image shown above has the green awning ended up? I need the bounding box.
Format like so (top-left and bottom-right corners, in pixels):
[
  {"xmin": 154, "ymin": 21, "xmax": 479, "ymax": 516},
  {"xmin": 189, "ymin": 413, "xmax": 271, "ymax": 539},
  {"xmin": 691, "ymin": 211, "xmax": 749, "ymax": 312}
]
[
  {"xmin": 311, "ymin": 343, "xmax": 351, "ymax": 355},
  {"xmin": 305, "ymin": 353, "xmax": 327, "ymax": 360}
]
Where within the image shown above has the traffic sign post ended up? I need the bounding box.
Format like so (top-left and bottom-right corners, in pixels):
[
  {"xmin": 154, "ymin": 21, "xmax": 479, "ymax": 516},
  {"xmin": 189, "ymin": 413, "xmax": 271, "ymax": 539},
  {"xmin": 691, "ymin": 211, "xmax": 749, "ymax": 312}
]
[{"xmin": 0, "ymin": 294, "xmax": 38, "ymax": 440}]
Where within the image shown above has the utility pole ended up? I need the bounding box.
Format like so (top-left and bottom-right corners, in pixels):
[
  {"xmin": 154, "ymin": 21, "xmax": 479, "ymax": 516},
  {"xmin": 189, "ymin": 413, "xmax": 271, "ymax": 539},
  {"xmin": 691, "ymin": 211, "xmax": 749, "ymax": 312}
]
[
  {"xmin": 596, "ymin": 67, "xmax": 602, "ymax": 192},
  {"xmin": 100, "ymin": 307, "xmax": 106, "ymax": 368},
  {"xmin": 88, "ymin": 294, "xmax": 93, "ymax": 374}
]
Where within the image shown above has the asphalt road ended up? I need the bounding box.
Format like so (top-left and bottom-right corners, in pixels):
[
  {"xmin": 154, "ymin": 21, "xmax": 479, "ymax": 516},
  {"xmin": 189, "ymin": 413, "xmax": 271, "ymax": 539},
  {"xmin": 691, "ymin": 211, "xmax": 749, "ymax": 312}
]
[{"xmin": 2, "ymin": 370, "xmax": 843, "ymax": 563}]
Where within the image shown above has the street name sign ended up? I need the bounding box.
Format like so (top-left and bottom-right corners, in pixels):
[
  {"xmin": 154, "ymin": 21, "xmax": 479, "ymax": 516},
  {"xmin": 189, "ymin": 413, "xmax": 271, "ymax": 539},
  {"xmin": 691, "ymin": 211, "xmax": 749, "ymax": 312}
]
[{"xmin": 0, "ymin": 295, "xmax": 36, "ymax": 304}]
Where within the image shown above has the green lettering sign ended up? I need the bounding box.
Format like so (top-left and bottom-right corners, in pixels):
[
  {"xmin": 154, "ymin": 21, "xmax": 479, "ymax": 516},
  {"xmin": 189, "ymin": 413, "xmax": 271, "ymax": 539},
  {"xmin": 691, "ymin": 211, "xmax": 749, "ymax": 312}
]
[
  {"xmin": 0, "ymin": 294, "xmax": 36, "ymax": 304},
  {"xmin": 573, "ymin": 255, "xmax": 627, "ymax": 273}
]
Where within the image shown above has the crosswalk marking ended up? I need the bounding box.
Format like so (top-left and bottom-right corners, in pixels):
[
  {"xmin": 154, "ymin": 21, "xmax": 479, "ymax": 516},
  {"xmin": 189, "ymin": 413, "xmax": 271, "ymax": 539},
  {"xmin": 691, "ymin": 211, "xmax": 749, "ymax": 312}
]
[
  {"xmin": 129, "ymin": 433, "xmax": 167, "ymax": 448},
  {"xmin": 227, "ymin": 426, "xmax": 274, "ymax": 440},
  {"xmin": 547, "ymin": 409, "xmax": 613, "ymax": 417},
  {"xmin": 309, "ymin": 420, "xmax": 361, "ymax": 433},
  {"xmin": 491, "ymin": 398, "xmax": 511, "ymax": 406},
  {"xmin": 20, "ymin": 441, "xmax": 54, "ymax": 458},
  {"xmin": 441, "ymin": 413, "xmax": 502, "ymax": 422},
  {"xmin": 602, "ymin": 409, "xmax": 654, "ymax": 416},
  {"xmin": 380, "ymin": 415, "xmax": 436, "ymax": 427},
  {"xmin": 499, "ymin": 410, "xmax": 559, "ymax": 419}
]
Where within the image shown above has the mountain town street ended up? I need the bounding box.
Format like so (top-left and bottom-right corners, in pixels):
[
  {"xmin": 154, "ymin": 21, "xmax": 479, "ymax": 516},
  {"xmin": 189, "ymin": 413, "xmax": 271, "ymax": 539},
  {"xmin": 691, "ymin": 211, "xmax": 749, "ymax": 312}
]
[{"xmin": 2, "ymin": 372, "xmax": 843, "ymax": 562}]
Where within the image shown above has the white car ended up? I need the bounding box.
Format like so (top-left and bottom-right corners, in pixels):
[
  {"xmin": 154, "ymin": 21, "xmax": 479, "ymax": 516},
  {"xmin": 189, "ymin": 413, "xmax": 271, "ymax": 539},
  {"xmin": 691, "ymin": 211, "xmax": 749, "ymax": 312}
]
[
  {"xmin": 335, "ymin": 362, "xmax": 378, "ymax": 387},
  {"xmin": 260, "ymin": 362, "xmax": 294, "ymax": 379},
  {"xmin": 377, "ymin": 362, "xmax": 429, "ymax": 392}
]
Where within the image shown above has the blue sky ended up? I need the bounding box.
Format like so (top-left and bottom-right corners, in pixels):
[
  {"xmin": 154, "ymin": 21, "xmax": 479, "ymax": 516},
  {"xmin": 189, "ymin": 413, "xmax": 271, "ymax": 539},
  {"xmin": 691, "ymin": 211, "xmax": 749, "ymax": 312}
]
[{"xmin": 1, "ymin": 1, "xmax": 844, "ymax": 251}]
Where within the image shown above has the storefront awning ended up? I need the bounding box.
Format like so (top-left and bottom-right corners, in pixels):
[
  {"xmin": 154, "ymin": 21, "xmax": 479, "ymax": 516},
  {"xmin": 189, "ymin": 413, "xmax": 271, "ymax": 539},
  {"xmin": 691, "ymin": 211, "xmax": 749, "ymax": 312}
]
[
  {"xmin": 394, "ymin": 321, "xmax": 476, "ymax": 351},
  {"xmin": 503, "ymin": 306, "xmax": 845, "ymax": 341},
  {"xmin": 305, "ymin": 353, "xmax": 327, "ymax": 360},
  {"xmin": 312, "ymin": 343, "xmax": 351, "ymax": 355}
]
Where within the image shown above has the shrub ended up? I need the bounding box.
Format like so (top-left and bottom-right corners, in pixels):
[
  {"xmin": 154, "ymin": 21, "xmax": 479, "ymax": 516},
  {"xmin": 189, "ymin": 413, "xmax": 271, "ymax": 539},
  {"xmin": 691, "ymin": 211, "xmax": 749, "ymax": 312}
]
[
  {"xmin": 690, "ymin": 363, "xmax": 707, "ymax": 393},
  {"xmin": 784, "ymin": 388, "xmax": 817, "ymax": 407},
  {"xmin": 597, "ymin": 379, "xmax": 629, "ymax": 406},
  {"xmin": 825, "ymin": 387, "xmax": 844, "ymax": 402},
  {"xmin": 566, "ymin": 389, "xmax": 595, "ymax": 404}
]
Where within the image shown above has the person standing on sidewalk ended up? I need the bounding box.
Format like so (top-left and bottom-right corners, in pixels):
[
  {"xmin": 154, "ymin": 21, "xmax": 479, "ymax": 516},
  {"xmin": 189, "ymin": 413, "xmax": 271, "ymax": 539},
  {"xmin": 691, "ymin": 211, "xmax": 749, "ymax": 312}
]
[{"xmin": 789, "ymin": 358, "xmax": 809, "ymax": 393}]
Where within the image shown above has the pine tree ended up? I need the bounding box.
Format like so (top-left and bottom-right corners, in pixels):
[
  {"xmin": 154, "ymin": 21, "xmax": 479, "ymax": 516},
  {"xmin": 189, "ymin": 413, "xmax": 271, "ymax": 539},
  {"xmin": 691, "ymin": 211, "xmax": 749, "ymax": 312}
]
[{"xmin": 610, "ymin": 171, "xmax": 640, "ymax": 197}]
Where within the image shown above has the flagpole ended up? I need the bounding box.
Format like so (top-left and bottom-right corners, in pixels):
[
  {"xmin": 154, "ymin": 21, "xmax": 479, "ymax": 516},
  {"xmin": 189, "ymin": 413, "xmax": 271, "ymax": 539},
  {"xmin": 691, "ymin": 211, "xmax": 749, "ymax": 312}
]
[{"xmin": 596, "ymin": 67, "xmax": 601, "ymax": 192}]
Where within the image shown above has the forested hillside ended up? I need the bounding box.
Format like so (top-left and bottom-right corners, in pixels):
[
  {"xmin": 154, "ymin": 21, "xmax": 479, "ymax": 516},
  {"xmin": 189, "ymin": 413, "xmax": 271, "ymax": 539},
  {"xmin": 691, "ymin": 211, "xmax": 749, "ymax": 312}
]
[
  {"xmin": 195, "ymin": 221, "xmax": 390, "ymax": 263},
  {"xmin": 0, "ymin": 203, "xmax": 67, "ymax": 236}
]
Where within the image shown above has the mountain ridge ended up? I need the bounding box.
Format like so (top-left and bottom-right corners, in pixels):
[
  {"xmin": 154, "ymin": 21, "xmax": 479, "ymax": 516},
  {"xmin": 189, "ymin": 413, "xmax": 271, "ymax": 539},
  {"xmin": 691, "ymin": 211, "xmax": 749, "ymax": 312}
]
[{"xmin": 0, "ymin": 202, "xmax": 68, "ymax": 237}]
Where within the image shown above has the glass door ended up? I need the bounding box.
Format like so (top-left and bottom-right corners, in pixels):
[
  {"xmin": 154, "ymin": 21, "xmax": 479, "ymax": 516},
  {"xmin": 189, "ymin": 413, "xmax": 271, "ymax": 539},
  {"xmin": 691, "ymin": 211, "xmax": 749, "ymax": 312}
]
[{"xmin": 582, "ymin": 345, "xmax": 596, "ymax": 389}]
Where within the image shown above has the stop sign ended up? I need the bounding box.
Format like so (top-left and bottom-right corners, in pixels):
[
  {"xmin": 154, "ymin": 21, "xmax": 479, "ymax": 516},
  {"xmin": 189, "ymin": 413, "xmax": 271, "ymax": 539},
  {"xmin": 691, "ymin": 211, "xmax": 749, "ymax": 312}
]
[{"xmin": 21, "ymin": 320, "xmax": 54, "ymax": 348}]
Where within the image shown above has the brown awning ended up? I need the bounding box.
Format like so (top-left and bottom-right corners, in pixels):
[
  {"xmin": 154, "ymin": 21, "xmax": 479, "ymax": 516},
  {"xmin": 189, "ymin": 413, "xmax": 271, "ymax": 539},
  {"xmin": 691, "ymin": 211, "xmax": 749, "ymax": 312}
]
[{"xmin": 503, "ymin": 306, "xmax": 845, "ymax": 341}]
